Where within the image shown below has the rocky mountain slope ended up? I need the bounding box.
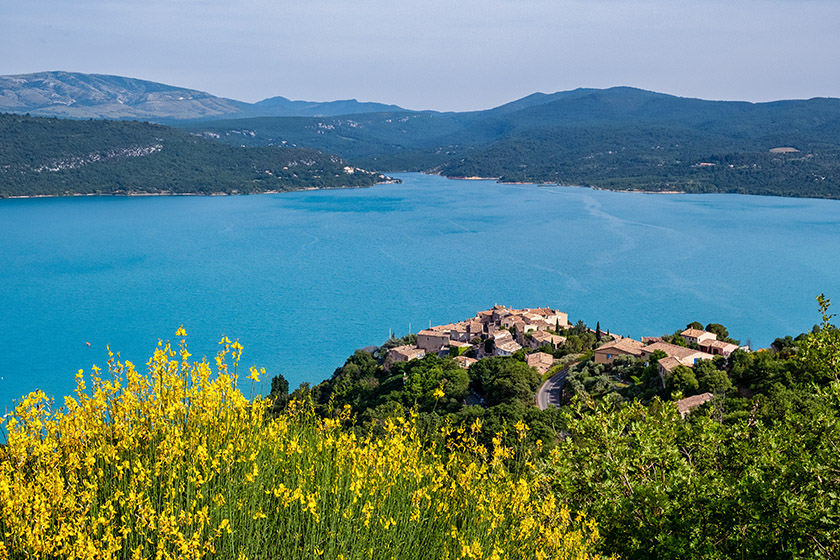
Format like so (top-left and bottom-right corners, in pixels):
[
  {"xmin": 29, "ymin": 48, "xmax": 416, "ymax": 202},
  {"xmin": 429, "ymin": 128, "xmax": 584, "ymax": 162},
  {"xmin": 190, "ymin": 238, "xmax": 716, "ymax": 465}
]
[{"xmin": 0, "ymin": 71, "xmax": 405, "ymax": 121}]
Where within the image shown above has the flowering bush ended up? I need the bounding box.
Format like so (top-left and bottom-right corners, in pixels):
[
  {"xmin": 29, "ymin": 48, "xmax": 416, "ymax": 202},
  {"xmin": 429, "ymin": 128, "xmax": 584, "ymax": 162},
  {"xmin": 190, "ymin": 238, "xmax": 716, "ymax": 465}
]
[{"xmin": 0, "ymin": 329, "xmax": 604, "ymax": 560}]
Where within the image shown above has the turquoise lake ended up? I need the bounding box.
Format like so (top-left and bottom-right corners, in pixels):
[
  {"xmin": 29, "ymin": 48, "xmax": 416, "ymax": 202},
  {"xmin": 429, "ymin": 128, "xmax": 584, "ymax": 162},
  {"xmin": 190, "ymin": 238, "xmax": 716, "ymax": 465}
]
[{"xmin": 2, "ymin": 172, "xmax": 840, "ymax": 409}]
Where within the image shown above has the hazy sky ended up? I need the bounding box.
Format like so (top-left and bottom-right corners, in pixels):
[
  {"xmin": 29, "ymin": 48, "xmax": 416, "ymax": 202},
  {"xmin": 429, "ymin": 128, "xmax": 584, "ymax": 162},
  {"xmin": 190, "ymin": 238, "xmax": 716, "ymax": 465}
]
[{"xmin": 3, "ymin": 0, "xmax": 839, "ymax": 111}]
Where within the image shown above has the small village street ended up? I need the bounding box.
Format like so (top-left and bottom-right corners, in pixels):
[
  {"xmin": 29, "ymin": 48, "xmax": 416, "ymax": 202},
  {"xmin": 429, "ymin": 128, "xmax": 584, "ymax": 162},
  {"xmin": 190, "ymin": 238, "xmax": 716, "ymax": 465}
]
[{"xmin": 536, "ymin": 366, "xmax": 570, "ymax": 410}]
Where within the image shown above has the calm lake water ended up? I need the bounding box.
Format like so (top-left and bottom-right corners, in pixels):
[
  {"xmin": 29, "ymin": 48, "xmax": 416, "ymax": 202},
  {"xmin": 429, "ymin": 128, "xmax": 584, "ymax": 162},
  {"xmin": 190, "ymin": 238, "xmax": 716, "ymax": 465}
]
[{"xmin": 2, "ymin": 173, "xmax": 840, "ymax": 408}]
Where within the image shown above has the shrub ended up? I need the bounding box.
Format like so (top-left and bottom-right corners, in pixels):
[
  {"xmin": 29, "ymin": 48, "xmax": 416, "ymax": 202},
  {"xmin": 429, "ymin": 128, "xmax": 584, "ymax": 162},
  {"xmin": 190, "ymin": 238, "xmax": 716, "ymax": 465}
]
[{"xmin": 0, "ymin": 331, "xmax": 604, "ymax": 560}]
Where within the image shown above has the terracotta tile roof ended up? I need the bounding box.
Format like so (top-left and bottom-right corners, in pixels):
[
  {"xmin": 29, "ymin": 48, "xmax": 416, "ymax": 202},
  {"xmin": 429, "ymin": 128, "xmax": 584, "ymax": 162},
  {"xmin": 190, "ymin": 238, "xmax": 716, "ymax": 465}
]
[
  {"xmin": 531, "ymin": 331, "xmax": 566, "ymax": 345},
  {"xmin": 641, "ymin": 342, "xmax": 714, "ymax": 362},
  {"xmin": 418, "ymin": 329, "xmax": 448, "ymax": 338},
  {"xmin": 658, "ymin": 356, "xmax": 683, "ymax": 372},
  {"xmin": 523, "ymin": 307, "xmax": 564, "ymax": 318},
  {"xmin": 453, "ymin": 356, "xmax": 478, "ymax": 369},
  {"xmin": 526, "ymin": 352, "xmax": 554, "ymax": 367},
  {"xmin": 496, "ymin": 340, "xmax": 522, "ymax": 353},
  {"xmin": 492, "ymin": 330, "xmax": 513, "ymax": 341},
  {"xmin": 597, "ymin": 337, "xmax": 645, "ymax": 356},
  {"xmin": 467, "ymin": 321, "xmax": 484, "ymax": 332},
  {"xmin": 527, "ymin": 319, "xmax": 552, "ymax": 330},
  {"xmin": 702, "ymin": 340, "xmax": 739, "ymax": 352},
  {"xmin": 387, "ymin": 345, "xmax": 425, "ymax": 361},
  {"xmin": 676, "ymin": 393, "xmax": 714, "ymax": 417}
]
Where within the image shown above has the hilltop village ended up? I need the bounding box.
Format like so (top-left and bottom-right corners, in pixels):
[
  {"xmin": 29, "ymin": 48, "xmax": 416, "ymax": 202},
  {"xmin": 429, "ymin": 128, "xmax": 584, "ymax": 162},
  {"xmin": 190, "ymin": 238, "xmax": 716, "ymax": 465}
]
[
  {"xmin": 267, "ymin": 301, "xmax": 768, "ymax": 455},
  {"xmin": 388, "ymin": 305, "xmax": 740, "ymax": 377},
  {"xmin": 382, "ymin": 304, "xmax": 747, "ymax": 414},
  {"xmin": 385, "ymin": 305, "xmax": 569, "ymax": 374},
  {"xmin": 260, "ymin": 301, "xmax": 838, "ymax": 558}
]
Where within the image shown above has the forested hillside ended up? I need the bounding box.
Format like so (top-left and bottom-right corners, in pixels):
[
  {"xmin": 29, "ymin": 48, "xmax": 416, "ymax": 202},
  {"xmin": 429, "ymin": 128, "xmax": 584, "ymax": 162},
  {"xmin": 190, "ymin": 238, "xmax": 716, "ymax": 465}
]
[
  {"xmin": 0, "ymin": 113, "xmax": 390, "ymax": 198},
  {"xmin": 183, "ymin": 87, "xmax": 840, "ymax": 198}
]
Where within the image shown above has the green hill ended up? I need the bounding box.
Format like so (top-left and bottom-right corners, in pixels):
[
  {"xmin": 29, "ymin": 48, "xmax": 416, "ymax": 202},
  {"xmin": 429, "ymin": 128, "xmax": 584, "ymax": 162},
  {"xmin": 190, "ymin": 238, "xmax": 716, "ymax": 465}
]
[
  {"xmin": 0, "ymin": 113, "xmax": 391, "ymax": 198},
  {"xmin": 180, "ymin": 87, "xmax": 840, "ymax": 198}
]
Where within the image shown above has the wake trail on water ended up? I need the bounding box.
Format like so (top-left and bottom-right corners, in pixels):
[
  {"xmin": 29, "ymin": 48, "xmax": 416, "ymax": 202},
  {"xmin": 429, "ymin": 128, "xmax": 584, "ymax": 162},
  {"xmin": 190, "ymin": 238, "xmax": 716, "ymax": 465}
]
[
  {"xmin": 298, "ymin": 232, "xmax": 320, "ymax": 252},
  {"xmin": 580, "ymin": 194, "xmax": 681, "ymax": 268},
  {"xmin": 447, "ymin": 219, "xmax": 477, "ymax": 235}
]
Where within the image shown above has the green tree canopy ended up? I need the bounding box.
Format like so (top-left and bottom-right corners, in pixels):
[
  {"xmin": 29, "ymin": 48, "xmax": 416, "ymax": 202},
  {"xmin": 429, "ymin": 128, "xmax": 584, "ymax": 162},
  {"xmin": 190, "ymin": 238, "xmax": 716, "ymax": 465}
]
[
  {"xmin": 667, "ymin": 365, "xmax": 699, "ymax": 394},
  {"xmin": 469, "ymin": 357, "xmax": 541, "ymax": 407},
  {"xmin": 694, "ymin": 359, "xmax": 733, "ymax": 394}
]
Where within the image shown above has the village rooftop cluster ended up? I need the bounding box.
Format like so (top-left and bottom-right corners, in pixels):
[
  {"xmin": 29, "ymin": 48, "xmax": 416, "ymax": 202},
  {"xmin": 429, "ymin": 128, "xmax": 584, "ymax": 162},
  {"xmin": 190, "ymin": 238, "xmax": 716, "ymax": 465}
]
[
  {"xmin": 596, "ymin": 328, "xmax": 740, "ymax": 374},
  {"xmin": 385, "ymin": 305, "xmax": 569, "ymax": 374},
  {"xmin": 384, "ymin": 305, "xmax": 747, "ymax": 415}
]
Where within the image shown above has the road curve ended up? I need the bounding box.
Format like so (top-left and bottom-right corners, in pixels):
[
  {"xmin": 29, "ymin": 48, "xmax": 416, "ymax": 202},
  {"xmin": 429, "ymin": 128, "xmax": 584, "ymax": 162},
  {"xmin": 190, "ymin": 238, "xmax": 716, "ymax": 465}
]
[{"xmin": 536, "ymin": 367, "xmax": 570, "ymax": 410}]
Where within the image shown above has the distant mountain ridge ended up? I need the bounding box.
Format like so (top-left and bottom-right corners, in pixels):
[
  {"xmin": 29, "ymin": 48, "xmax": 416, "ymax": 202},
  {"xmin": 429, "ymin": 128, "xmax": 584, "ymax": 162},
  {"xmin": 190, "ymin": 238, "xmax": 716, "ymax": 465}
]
[
  {"xmin": 180, "ymin": 86, "xmax": 840, "ymax": 198},
  {"xmin": 5, "ymin": 71, "xmax": 840, "ymax": 198},
  {"xmin": 0, "ymin": 71, "xmax": 406, "ymax": 120},
  {"xmin": 252, "ymin": 96, "xmax": 405, "ymax": 118}
]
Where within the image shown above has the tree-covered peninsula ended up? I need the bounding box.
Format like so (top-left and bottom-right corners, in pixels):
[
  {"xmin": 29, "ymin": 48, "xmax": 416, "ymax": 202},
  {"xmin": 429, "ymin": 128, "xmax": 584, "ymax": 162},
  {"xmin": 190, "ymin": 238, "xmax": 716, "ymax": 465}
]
[{"xmin": 0, "ymin": 113, "xmax": 392, "ymax": 198}]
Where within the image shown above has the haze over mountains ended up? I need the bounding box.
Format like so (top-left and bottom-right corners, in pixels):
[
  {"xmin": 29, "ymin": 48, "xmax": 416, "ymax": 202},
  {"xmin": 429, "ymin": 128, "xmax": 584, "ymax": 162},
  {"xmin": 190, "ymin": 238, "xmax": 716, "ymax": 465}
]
[
  {"xmin": 4, "ymin": 71, "xmax": 840, "ymax": 198},
  {"xmin": 0, "ymin": 72, "xmax": 405, "ymax": 120},
  {"xmin": 181, "ymin": 86, "xmax": 840, "ymax": 198}
]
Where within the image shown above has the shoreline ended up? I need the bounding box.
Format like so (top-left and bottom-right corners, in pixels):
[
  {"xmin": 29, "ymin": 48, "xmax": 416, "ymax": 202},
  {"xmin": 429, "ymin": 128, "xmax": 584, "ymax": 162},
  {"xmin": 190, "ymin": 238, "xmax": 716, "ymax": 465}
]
[
  {"xmin": 7, "ymin": 173, "xmax": 836, "ymax": 201},
  {"xmin": 2, "ymin": 178, "xmax": 401, "ymax": 201},
  {"xmin": 588, "ymin": 185, "xmax": 686, "ymax": 195},
  {"xmin": 435, "ymin": 172, "xmax": 688, "ymax": 195}
]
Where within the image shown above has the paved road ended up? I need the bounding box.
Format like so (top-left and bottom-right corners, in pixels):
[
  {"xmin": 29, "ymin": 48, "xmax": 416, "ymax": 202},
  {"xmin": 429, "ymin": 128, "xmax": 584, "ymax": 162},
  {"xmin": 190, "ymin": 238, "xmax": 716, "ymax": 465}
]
[{"xmin": 536, "ymin": 366, "xmax": 570, "ymax": 410}]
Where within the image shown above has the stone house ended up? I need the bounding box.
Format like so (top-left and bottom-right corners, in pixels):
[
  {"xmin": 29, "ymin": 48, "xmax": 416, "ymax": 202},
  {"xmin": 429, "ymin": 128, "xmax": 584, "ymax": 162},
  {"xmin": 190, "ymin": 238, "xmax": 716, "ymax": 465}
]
[
  {"xmin": 384, "ymin": 345, "xmax": 426, "ymax": 370},
  {"xmin": 491, "ymin": 330, "xmax": 522, "ymax": 356},
  {"xmin": 681, "ymin": 328, "xmax": 718, "ymax": 346},
  {"xmin": 640, "ymin": 342, "xmax": 715, "ymax": 367},
  {"xmin": 524, "ymin": 307, "xmax": 569, "ymax": 329},
  {"xmin": 640, "ymin": 341, "xmax": 716, "ymax": 384},
  {"xmin": 417, "ymin": 329, "xmax": 451, "ymax": 353},
  {"xmin": 453, "ymin": 355, "xmax": 478, "ymax": 369},
  {"xmin": 447, "ymin": 340, "xmax": 473, "ymax": 356},
  {"xmin": 528, "ymin": 330, "xmax": 566, "ymax": 350},
  {"xmin": 594, "ymin": 338, "xmax": 645, "ymax": 365},
  {"xmin": 526, "ymin": 352, "xmax": 554, "ymax": 374},
  {"xmin": 699, "ymin": 339, "xmax": 739, "ymax": 357},
  {"xmin": 495, "ymin": 339, "xmax": 522, "ymax": 356}
]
